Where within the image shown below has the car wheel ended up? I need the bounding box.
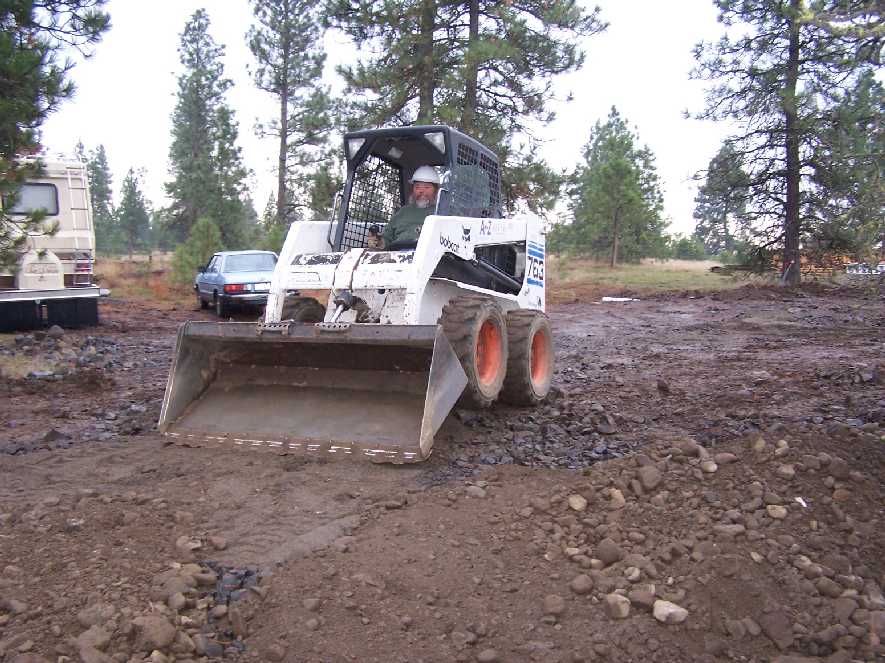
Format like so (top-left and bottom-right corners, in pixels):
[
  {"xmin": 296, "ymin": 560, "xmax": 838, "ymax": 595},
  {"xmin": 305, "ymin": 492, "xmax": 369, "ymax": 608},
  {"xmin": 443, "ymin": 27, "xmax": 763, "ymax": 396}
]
[
  {"xmin": 215, "ymin": 295, "xmax": 229, "ymax": 318},
  {"xmin": 196, "ymin": 290, "xmax": 208, "ymax": 310}
]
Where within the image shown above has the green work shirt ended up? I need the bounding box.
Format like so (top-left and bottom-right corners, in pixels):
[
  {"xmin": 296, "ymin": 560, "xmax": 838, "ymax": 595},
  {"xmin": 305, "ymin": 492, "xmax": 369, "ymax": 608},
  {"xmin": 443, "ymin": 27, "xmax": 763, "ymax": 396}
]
[{"xmin": 382, "ymin": 205, "xmax": 433, "ymax": 247}]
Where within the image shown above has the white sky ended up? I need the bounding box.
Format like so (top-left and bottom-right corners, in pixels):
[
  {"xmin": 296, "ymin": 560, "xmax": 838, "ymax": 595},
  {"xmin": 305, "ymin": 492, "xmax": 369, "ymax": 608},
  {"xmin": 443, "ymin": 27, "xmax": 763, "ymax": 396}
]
[{"xmin": 41, "ymin": 0, "xmax": 733, "ymax": 235}]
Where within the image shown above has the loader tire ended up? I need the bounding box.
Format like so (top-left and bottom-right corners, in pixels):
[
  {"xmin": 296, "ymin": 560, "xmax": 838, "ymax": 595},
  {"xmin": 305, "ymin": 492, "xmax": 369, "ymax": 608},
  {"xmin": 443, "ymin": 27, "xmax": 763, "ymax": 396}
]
[
  {"xmin": 281, "ymin": 297, "xmax": 326, "ymax": 322},
  {"xmin": 501, "ymin": 311, "xmax": 553, "ymax": 406},
  {"xmin": 440, "ymin": 295, "xmax": 508, "ymax": 408}
]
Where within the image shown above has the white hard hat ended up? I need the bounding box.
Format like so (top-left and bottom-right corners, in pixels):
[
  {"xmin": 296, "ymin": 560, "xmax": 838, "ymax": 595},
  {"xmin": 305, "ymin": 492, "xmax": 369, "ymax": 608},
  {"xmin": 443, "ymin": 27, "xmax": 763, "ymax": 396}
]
[{"xmin": 410, "ymin": 165, "xmax": 440, "ymax": 185}]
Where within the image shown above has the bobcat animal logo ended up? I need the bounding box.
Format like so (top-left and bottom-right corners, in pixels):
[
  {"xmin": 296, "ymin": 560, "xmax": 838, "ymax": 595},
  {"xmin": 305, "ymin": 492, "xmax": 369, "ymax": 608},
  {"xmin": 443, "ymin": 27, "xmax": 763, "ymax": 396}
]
[{"xmin": 461, "ymin": 226, "xmax": 471, "ymax": 243}]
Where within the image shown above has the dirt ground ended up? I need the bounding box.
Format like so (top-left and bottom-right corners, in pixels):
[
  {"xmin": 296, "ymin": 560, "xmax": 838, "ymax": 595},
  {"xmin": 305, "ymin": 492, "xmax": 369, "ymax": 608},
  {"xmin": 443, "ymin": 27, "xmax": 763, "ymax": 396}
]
[{"xmin": 1, "ymin": 286, "xmax": 883, "ymax": 663}]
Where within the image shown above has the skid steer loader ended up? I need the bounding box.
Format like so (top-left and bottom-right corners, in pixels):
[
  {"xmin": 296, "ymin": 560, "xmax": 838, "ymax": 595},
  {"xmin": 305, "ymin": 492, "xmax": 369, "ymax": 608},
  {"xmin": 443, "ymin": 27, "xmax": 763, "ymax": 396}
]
[{"xmin": 159, "ymin": 126, "xmax": 553, "ymax": 462}]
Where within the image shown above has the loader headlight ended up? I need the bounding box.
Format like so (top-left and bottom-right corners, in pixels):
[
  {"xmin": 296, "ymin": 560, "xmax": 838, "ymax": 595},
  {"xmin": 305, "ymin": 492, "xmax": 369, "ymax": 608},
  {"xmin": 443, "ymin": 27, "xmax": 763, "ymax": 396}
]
[
  {"xmin": 424, "ymin": 131, "xmax": 446, "ymax": 153},
  {"xmin": 347, "ymin": 138, "xmax": 366, "ymax": 159}
]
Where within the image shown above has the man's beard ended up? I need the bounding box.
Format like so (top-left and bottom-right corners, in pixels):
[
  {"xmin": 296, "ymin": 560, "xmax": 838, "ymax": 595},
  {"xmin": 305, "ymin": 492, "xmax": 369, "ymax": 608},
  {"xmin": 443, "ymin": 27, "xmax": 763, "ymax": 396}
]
[{"xmin": 415, "ymin": 198, "xmax": 431, "ymax": 209}]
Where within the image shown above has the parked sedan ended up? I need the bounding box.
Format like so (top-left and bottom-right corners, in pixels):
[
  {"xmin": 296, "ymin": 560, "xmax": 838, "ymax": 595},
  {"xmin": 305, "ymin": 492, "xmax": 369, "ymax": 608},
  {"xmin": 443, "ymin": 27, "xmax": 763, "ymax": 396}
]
[{"xmin": 195, "ymin": 250, "xmax": 278, "ymax": 317}]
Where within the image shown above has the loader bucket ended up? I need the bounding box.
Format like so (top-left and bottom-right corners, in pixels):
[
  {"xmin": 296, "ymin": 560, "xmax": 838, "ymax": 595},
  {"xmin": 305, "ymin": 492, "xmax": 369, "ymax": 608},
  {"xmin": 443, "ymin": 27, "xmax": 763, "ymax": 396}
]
[{"xmin": 158, "ymin": 321, "xmax": 468, "ymax": 463}]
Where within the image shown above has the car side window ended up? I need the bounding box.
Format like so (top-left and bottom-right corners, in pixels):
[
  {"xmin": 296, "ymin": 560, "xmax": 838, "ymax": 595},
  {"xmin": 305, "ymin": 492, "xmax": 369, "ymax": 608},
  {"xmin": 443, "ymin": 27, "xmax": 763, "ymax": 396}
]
[{"xmin": 206, "ymin": 257, "xmax": 219, "ymax": 273}]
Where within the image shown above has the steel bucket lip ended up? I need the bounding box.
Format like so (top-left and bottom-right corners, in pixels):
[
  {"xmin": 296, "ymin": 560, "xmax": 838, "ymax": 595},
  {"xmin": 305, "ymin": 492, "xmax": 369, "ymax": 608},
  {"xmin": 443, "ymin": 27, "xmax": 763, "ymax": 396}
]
[{"xmin": 179, "ymin": 320, "xmax": 439, "ymax": 347}]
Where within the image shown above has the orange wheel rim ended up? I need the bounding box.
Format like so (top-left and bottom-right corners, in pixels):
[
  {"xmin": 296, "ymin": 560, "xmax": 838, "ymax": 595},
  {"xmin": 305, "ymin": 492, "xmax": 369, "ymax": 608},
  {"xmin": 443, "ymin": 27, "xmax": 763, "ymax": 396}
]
[
  {"xmin": 476, "ymin": 320, "xmax": 503, "ymax": 386},
  {"xmin": 530, "ymin": 328, "xmax": 551, "ymax": 386}
]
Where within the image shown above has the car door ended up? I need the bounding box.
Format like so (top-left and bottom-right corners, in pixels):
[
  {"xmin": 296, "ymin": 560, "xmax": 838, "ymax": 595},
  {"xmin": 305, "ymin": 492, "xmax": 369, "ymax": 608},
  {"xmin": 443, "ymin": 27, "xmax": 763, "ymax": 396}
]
[{"xmin": 200, "ymin": 255, "xmax": 219, "ymax": 298}]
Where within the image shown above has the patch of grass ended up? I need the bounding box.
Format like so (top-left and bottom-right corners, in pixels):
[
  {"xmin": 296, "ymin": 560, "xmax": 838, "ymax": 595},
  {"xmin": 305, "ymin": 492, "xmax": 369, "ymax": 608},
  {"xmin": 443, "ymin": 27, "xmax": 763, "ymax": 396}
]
[
  {"xmin": 0, "ymin": 340, "xmax": 59, "ymax": 379},
  {"xmin": 94, "ymin": 254, "xmax": 189, "ymax": 307},
  {"xmin": 547, "ymin": 256, "xmax": 771, "ymax": 303}
]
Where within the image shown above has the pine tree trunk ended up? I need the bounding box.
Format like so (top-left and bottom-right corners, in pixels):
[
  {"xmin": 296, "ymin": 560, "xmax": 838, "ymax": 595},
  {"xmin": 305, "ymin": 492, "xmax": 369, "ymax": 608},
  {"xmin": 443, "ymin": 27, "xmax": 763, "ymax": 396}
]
[
  {"xmin": 461, "ymin": 0, "xmax": 479, "ymax": 133},
  {"xmin": 782, "ymin": 0, "xmax": 802, "ymax": 285},
  {"xmin": 417, "ymin": 0, "xmax": 436, "ymax": 123},
  {"xmin": 610, "ymin": 207, "xmax": 621, "ymax": 268},
  {"xmin": 277, "ymin": 9, "xmax": 291, "ymax": 226}
]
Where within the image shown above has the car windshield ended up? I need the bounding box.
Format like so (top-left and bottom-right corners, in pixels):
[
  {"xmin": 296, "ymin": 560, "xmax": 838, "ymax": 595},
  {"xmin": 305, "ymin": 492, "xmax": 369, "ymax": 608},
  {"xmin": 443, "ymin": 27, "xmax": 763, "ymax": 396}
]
[{"xmin": 224, "ymin": 253, "xmax": 276, "ymax": 272}]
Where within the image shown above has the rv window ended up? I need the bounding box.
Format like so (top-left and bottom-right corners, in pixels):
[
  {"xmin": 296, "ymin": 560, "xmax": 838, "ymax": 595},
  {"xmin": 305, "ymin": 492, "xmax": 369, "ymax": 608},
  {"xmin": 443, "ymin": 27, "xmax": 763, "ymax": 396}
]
[{"xmin": 7, "ymin": 183, "xmax": 59, "ymax": 216}]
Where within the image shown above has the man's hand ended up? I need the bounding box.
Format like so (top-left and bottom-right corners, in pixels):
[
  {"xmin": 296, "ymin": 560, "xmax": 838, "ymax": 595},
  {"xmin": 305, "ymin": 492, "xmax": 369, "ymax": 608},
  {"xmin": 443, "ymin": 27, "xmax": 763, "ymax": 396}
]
[{"xmin": 366, "ymin": 231, "xmax": 383, "ymax": 249}]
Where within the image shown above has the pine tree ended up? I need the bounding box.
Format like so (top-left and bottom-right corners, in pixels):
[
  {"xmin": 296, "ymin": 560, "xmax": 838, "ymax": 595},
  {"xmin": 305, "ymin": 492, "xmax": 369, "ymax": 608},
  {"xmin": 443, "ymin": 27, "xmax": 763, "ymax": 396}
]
[
  {"xmin": 327, "ymin": 0, "xmax": 606, "ymax": 213},
  {"xmin": 552, "ymin": 107, "xmax": 665, "ymax": 266},
  {"xmin": 809, "ymin": 71, "xmax": 884, "ymax": 260},
  {"xmin": 165, "ymin": 9, "xmax": 251, "ymax": 248},
  {"xmin": 116, "ymin": 168, "xmax": 151, "ymax": 259},
  {"xmin": 248, "ymin": 0, "xmax": 335, "ymax": 226},
  {"xmin": 692, "ymin": 143, "xmax": 750, "ymax": 255},
  {"xmin": 692, "ymin": 0, "xmax": 879, "ymax": 284},
  {"xmin": 0, "ymin": 1, "xmax": 110, "ymax": 270},
  {"xmin": 170, "ymin": 216, "xmax": 224, "ymax": 287},
  {"xmin": 83, "ymin": 144, "xmax": 120, "ymax": 253}
]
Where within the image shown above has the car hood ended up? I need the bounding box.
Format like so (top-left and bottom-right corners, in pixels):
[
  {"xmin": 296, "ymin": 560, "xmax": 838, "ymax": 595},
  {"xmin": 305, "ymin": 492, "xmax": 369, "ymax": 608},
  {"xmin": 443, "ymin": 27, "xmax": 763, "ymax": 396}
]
[{"xmin": 220, "ymin": 270, "xmax": 275, "ymax": 283}]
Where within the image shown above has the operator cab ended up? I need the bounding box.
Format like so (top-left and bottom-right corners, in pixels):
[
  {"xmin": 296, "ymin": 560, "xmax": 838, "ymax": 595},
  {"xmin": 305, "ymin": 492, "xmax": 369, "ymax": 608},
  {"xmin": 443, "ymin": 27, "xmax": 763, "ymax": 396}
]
[{"xmin": 336, "ymin": 126, "xmax": 503, "ymax": 252}]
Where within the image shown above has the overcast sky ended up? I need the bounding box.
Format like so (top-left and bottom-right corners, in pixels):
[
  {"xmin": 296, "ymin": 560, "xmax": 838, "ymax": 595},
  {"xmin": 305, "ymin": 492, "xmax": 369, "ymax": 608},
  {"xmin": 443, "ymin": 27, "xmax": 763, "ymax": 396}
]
[{"xmin": 41, "ymin": 0, "xmax": 733, "ymax": 235}]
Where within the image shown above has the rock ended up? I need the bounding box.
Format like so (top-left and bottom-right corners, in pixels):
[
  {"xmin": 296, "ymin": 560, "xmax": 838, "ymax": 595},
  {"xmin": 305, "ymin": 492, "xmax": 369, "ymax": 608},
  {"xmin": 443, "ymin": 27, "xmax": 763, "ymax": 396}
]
[
  {"xmin": 476, "ymin": 650, "xmax": 500, "ymax": 663},
  {"xmin": 714, "ymin": 452, "xmax": 738, "ymax": 465},
  {"xmin": 569, "ymin": 574, "xmax": 593, "ymax": 595},
  {"xmin": 567, "ymin": 494, "xmax": 587, "ymax": 512},
  {"xmin": 132, "ymin": 615, "xmax": 177, "ymax": 651},
  {"xmin": 815, "ymin": 577, "xmax": 843, "ymax": 598},
  {"xmin": 10, "ymin": 656, "xmax": 52, "ymax": 663},
  {"xmin": 713, "ymin": 524, "xmax": 746, "ymax": 538},
  {"xmin": 700, "ymin": 460, "xmax": 718, "ymax": 473},
  {"xmin": 627, "ymin": 589, "xmax": 656, "ymax": 611},
  {"xmin": 543, "ymin": 594, "xmax": 566, "ymax": 616},
  {"xmin": 760, "ymin": 610, "xmax": 794, "ymax": 650},
  {"xmin": 302, "ymin": 598, "xmax": 321, "ymax": 612},
  {"xmin": 653, "ymin": 600, "xmax": 688, "ymax": 624},
  {"xmin": 75, "ymin": 603, "xmax": 116, "ymax": 628},
  {"xmin": 263, "ymin": 644, "xmax": 287, "ymax": 662},
  {"xmin": 767, "ymin": 505, "xmax": 788, "ymax": 520},
  {"xmin": 833, "ymin": 597, "xmax": 858, "ymax": 624},
  {"xmin": 776, "ymin": 464, "xmax": 796, "ymax": 480},
  {"xmin": 305, "ymin": 617, "xmax": 320, "ymax": 631},
  {"xmin": 209, "ymin": 535, "xmax": 228, "ymax": 550},
  {"xmin": 596, "ymin": 538, "xmax": 623, "ymax": 567},
  {"xmin": 167, "ymin": 592, "xmax": 186, "ymax": 612},
  {"xmin": 637, "ymin": 465, "xmax": 662, "ymax": 491},
  {"xmin": 75, "ymin": 626, "xmax": 111, "ymax": 652},
  {"xmin": 466, "ymin": 485, "xmax": 487, "ymax": 499},
  {"xmin": 603, "ymin": 594, "xmax": 631, "ymax": 619},
  {"xmin": 609, "ymin": 489, "xmax": 626, "ymax": 509},
  {"xmin": 47, "ymin": 325, "xmax": 65, "ymax": 339},
  {"xmin": 192, "ymin": 634, "xmax": 224, "ymax": 657}
]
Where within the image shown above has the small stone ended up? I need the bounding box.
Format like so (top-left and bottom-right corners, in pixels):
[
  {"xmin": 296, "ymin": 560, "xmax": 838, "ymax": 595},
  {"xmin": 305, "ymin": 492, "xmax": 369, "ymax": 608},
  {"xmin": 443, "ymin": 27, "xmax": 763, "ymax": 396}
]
[
  {"xmin": 776, "ymin": 464, "xmax": 796, "ymax": 480},
  {"xmin": 815, "ymin": 577, "xmax": 843, "ymax": 598},
  {"xmin": 476, "ymin": 649, "xmax": 500, "ymax": 663},
  {"xmin": 609, "ymin": 489, "xmax": 626, "ymax": 509},
  {"xmin": 653, "ymin": 600, "xmax": 688, "ymax": 624},
  {"xmin": 76, "ymin": 626, "xmax": 111, "ymax": 652},
  {"xmin": 47, "ymin": 325, "xmax": 65, "ymax": 339},
  {"xmin": 567, "ymin": 494, "xmax": 587, "ymax": 512},
  {"xmin": 700, "ymin": 460, "xmax": 718, "ymax": 473},
  {"xmin": 302, "ymin": 598, "xmax": 321, "ymax": 612},
  {"xmin": 466, "ymin": 485, "xmax": 487, "ymax": 499},
  {"xmin": 132, "ymin": 616, "xmax": 177, "ymax": 651},
  {"xmin": 637, "ymin": 465, "xmax": 662, "ymax": 491},
  {"xmin": 603, "ymin": 593, "xmax": 631, "ymax": 619},
  {"xmin": 766, "ymin": 505, "xmax": 788, "ymax": 520},
  {"xmin": 263, "ymin": 644, "xmax": 287, "ymax": 662},
  {"xmin": 167, "ymin": 592, "xmax": 186, "ymax": 612},
  {"xmin": 569, "ymin": 574, "xmax": 593, "ymax": 595},
  {"xmin": 209, "ymin": 536, "xmax": 228, "ymax": 551},
  {"xmin": 628, "ymin": 589, "xmax": 656, "ymax": 611},
  {"xmin": 543, "ymin": 594, "xmax": 566, "ymax": 616},
  {"xmin": 713, "ymin": 524, "xmax": 746, "ymax": 538},
  {"xmin": 596, "ymin": 538, "xmax": 623, "ymax": 567},
  {"xmin": 760, "ymin": 610, "xmax": 794, "ymax": 650},
  {"xmin": 305, "ymin": 617, "xmax": 320, "ymax": 630},
  {"xmin": 832, "ymin": 488, "xmax": 851, "ymax": 502},
  {"xmin": 229, "ymin": 605, "xmax": 249, "ymax": 637},
  {"xmin": 714, "ymin": 452, "xmax": 738, "ymax": 465}
]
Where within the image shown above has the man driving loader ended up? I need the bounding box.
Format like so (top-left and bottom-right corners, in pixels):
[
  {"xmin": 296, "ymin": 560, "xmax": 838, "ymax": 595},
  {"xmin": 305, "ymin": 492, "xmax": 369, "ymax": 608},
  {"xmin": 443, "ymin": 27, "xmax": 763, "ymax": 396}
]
[{"xmin": 367, "ymin": 165, "xmax": 439, "ymax": 249}]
